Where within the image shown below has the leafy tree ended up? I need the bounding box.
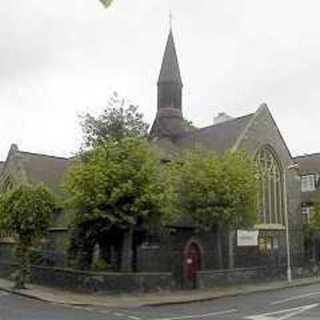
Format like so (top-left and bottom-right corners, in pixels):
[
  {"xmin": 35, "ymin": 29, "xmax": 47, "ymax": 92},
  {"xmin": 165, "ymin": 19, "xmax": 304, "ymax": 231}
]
[
  {"xmin": 81, "ymin": 92, "xmax": 149, "ymax": 149},
  {"xmin": 0, "ymin": 185, "xmax": 56, "ymax": 289},
  {"xmin": 304, "ymin": 201, "xmax": 320, "ymax": 260},
  {"xmin": 65, "ymin": 137, "xmax": 173, "ymax": 271},
  {"xmin": 309, "ymin": 202, "xmax": 320, "ymax": 230},
  {"xmin": 170, "ymin": 147, "xmax": 259, "ymax": 268}
]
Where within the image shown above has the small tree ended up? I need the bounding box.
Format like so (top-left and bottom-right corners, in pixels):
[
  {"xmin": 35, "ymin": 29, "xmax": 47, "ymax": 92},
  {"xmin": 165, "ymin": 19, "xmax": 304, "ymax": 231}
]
[
  {"xmin": 68, "ymin": 93, "xmax": 155, "ymax": 271},
  {"xmin": 309, "ymin": 202, "xmax": 320, "ymax": 229},
  {"xmin": 81, "ymin": 92, "xmax": 149, "ymax": 149},
  {"xmin": 0, "ymin": 185, "xmax": 56, "ymax": 289},
  {"xmin": 65, "ymin": 137, "xmax": 174, "ymax": 271},
  {"xmin": 170, "ymin": 147, "xmax": 259, "ymax": 268},
  {"xmin": 304, "ymin": 201, "xmax": 320, "ymax": 260}
]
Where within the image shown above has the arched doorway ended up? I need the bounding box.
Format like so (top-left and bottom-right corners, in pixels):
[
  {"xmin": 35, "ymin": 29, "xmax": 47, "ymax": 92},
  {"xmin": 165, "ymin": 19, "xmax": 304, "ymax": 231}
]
[{"xmin": 184, "ymin": 241, "xmax": 203, "ymax": 287}]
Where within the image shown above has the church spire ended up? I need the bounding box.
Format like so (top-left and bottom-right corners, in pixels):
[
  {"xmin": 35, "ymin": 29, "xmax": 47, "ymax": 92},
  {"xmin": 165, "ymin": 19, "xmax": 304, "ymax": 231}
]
[
  {"xmin": 150, "ymin": 28, "xmax": 185, "ymax": 138},
  {"xmin": 157, "ymin": 29, "xmax": 183, "ymax": 112},
  {"xmin": 158, "ymin": 29, "xmax": 183, "ymax": 86}
]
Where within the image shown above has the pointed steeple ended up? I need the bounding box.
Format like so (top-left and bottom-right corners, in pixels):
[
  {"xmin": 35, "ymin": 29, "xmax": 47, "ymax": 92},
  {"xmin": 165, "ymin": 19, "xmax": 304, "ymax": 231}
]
[
  {"xmin": 157, "ymin": 29, "xmax": 183, "ymax": 113},
  {"xmin": 158, "ymin": 29, "xmax": 183, "ymax": 85},
  {"xmin": 151, "ymin": 28, "xmax": 185, "ymax": 138}
]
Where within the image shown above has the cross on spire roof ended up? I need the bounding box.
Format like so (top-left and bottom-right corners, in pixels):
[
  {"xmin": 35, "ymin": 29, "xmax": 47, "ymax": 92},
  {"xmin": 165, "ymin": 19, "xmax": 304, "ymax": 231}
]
[{"xmin": 169, "ymin": 11, "xmax": 173, "ymax": 30}]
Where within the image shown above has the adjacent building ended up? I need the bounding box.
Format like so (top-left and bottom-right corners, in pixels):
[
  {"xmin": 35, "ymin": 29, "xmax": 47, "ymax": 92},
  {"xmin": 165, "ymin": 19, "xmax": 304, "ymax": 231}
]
[
  {"xmin": 294, "ymin": 153, "xmax": 320, "ymax": 260},
  {"xmin": 0, "ymin": 144, "xmax": 70, "ymax": 264}
]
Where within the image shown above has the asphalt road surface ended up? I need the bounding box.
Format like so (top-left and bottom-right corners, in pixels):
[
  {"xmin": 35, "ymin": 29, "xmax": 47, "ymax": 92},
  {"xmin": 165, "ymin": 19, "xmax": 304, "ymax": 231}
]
[{"xmin": 2, "ymin": 283, "xmax": 320, "ymax": 319}]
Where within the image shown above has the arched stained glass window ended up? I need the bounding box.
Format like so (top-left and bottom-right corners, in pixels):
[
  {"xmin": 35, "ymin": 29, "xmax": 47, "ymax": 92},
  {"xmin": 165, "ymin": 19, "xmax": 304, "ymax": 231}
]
[{"xmin": 256, "ymin": 146, "xmax": 284, "ymax": 225}]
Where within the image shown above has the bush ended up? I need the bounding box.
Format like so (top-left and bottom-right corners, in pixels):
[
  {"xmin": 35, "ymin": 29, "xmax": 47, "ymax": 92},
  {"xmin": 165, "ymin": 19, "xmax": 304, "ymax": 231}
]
[{"xmin": 91, "ymin": 258, "xmax": 109, "ymax": 272}]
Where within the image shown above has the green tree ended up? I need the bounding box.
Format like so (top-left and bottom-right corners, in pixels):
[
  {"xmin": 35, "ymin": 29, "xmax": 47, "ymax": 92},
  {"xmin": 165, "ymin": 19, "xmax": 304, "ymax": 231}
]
[
  {"xmin": 304, "ymin": 201, "xmax": 320, "ymax": 260},
  {"xmin": 310, "ymin": 203, "xmax": 320, "ymax": 229},
  {"xmin": 81, "ymin": 92, "xmax": 149, "ymax": 149},
  {"xmin": 0, "ymin": 185, "xmax": 56, "ymax": 289},
  {"xmin": 170, "ymin": 147, "xmax": 259, "ymax": 268},
  {"xmin": 65, "ymin": 137, "xmax": 173, "ymax": 271}
]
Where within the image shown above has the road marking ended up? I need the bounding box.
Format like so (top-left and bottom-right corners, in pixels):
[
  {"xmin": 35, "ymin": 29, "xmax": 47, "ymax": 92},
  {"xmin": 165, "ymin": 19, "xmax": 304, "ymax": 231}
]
[
  {"xmin": 128, "ymin": 316, "xmax": 142, "ymax": 320},
  {"xmin": 152, "ymin": 309, "xmax": 238, "ymax": 320},
  {"xmin": 114, "ymin": 312, "xmax": 125, "ymax": 317},
  {"xmin": 83, "ymin": 307, "xmax": 95, "ymax": 312},
  {"xmin": 99, "ymin": 310, "xmax": 111, "ymax": 315},
  {"xmin": 244, "ymin": 303, "xmax": 319, "ymax": 320},
  {"xmin": 72, "ymin": 306, "xmax": 86, "ymax": 310},
  {"xmin": 271, "ymin": 291, "xmax": 320, "ymax": 305}
]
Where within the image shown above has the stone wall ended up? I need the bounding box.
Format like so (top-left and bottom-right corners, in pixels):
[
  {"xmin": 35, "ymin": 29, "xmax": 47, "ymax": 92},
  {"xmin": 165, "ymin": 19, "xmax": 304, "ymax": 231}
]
[
  {"xmin": 293, "ymin": 263, "xmax": 320, "ymax": 279},
  {"xmin": 136, "ymin": 228, "xmax": 223, "ymax": 287},
  {"xmin": 198, "ymin": 266, "xmax": 287, "ymax": 289},
  {"xmin": 137, "ymin": 226, "xmax": 304, "ymax": 288},
  {"xmin": 0, "ymin": 261, "xmax": 174, "ymax": 293},
  {"xmin": 198, "ymin": 263, "xmax": 320, "ymax": 289},
  {"xmin": 0, "ymin": 243, "xmax": 15, "ymax": 262},
  {"xmin": 1, "ymin": 260, "xmax": 320, "ymax": 292}
]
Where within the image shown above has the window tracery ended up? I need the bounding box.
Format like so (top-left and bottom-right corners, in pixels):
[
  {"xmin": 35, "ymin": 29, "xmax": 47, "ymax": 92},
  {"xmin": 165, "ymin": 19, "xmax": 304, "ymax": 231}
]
[{"xmin": 256, "ymin": 147, "xmax": 284, "ymax": 225}]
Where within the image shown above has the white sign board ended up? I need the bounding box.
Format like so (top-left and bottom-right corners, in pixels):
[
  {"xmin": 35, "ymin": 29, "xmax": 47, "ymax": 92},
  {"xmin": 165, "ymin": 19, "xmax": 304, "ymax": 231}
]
[{"xmin": 237, "ymin": 230, "xmax": 259, "ymax": 247}]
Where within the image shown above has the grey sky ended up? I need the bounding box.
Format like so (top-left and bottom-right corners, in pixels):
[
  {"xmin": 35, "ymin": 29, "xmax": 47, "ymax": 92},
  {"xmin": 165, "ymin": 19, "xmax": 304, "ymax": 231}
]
[{"xmin": 0, "ymin": 0, "xmax": 319, "ymax": 160}]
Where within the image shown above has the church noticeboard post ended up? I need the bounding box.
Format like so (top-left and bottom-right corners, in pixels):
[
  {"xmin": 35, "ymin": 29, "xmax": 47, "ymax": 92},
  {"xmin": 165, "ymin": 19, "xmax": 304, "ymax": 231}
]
[{"xmin": 237, "ymin": 230, "xmax": 259, "ymax": 246}]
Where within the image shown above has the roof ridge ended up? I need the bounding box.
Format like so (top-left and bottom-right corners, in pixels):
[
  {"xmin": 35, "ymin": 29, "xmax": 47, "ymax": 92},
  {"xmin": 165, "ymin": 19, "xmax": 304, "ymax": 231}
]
[
  {"xmin": 17, "ymin": 150, "xmax": 70, "ymax": 161},
  {"xmin": 294, "ymin": 152, "xmax": 320, "ymax": 159},
  {"xmin": 196, "ymin": 112, "xmax": 254, "ymax": 132},
  {"xmin": 174, "ymin": 112, "xmax": 254, "ymax": 141}
]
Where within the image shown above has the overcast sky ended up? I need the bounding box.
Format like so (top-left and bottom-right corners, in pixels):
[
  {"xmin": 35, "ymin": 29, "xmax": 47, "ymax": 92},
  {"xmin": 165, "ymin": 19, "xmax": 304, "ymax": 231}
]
[{"xmin": 0, "ymin": 0, "xmax": 319, "ymax": 160}]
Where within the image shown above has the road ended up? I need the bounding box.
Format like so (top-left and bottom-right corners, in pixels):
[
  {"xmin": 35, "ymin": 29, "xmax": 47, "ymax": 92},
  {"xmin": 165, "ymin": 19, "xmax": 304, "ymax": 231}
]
[{"xmin": 1, "ymin": 283, "xmax": 320, "ymax": 319}]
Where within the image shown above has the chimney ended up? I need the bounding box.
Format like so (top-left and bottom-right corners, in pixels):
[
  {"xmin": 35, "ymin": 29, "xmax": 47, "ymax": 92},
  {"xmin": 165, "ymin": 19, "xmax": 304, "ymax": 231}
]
[{"xmin": 214, "ymin": 112, "xmax": 233, "ymax": 125}]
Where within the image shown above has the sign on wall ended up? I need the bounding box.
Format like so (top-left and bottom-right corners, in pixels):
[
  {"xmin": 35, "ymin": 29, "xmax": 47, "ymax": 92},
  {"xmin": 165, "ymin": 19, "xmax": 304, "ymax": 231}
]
[{"xmin": 237, "ymin": 230, "xmax": 259, "ymax": 247}]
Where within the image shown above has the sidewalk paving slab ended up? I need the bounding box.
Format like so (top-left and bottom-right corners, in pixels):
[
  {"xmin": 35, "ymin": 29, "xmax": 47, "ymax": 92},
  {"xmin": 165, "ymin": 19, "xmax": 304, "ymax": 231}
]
[{"xmin": 0, "ymin": 277, "xmax": 320, "ymax": 309}]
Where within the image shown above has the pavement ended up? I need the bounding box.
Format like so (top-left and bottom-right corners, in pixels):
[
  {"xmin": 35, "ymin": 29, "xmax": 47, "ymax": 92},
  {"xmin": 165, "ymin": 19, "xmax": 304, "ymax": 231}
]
[
  {"xmin": 2, "ymin": 280, "xmax": 320, "ymax": 319},
  {"xmin": 0, "ymin": 276, "xmax": 320, "ymax": 308}
]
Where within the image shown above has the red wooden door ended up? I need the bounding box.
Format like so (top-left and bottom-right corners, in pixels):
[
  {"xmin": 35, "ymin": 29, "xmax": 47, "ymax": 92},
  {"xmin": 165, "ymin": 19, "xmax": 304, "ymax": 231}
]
[{"xmin": 185, "ymin": 243, "xmax": 202, "ymax": 281}]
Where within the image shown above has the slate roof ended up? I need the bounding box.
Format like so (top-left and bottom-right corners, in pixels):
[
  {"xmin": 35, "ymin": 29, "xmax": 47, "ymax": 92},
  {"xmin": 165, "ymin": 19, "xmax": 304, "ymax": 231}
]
[
  {"xmin": 17, "ymin": 151, "xmax": 71, "ymax": 195},
  {"xmin": 175, "ymin": 113, "xmax": 254, "ymax": 153},
  {"xmin": 0, "ymin": 162, "xmax": 4, "ymax": 175},
  {"xmin": 294, "ymin": 153, "xmax": 320, "ymax": 175},
  {"xmin": 158, "ymin": 30, "xmax": 182, "ymax": 85}
]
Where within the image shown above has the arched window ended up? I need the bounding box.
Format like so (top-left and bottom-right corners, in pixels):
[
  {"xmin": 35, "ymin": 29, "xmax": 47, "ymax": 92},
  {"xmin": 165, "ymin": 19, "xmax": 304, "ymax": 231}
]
[{"xmin": 256, "ymin": 146, "xmax": 284, "ymax": 225}]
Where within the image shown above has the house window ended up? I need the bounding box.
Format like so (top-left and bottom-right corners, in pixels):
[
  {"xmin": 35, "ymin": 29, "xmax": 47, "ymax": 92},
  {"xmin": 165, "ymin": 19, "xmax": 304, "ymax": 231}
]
[
  {"xmin": 302, "ymin": 206, "xmax": 314, "ymax": 224},
  {"xmin": 301, "ymin": 175, "xmax": 316, "ymax": 192},
  {"xmin": 256, "ymin": 146, "xmax": 284, "ymax": 225}
]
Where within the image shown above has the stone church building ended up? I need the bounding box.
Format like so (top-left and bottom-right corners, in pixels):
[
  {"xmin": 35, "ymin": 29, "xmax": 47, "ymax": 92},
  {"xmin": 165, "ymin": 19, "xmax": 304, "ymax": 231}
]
[
  {"xmin": 0, "ymin": 29, "xmax": 306, "ymax": 287},
  {"xmin": 143, "ymin": 29, "xmax": 303, "ymax": 284}
]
